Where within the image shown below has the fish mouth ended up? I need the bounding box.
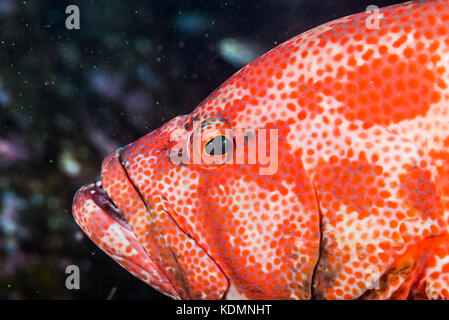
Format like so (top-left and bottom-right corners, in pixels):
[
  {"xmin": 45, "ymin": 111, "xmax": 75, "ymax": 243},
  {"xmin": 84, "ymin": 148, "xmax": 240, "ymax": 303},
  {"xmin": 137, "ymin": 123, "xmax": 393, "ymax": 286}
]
[
  {"xmin": 73, "ymin": 148, "xmax": 230, "ymax": 299},
  {"xmin": 72, "ymin": 179, "xmax": 183, "ymax": 300},
  {"xmin": 87, "ymin": 182, "xmax": 130, "ymax": 229}
]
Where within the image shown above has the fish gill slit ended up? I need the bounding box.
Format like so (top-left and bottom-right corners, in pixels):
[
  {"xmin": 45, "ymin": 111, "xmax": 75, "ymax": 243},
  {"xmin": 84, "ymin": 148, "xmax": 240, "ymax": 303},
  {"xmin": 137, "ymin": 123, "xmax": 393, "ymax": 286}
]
[
  {"xmin": 158, "ymin": 194, "xmax": 231, "ymax": 300},
  {"xmin": 310, "ymin": 183, "xmax": 324, "ymax": 300}
]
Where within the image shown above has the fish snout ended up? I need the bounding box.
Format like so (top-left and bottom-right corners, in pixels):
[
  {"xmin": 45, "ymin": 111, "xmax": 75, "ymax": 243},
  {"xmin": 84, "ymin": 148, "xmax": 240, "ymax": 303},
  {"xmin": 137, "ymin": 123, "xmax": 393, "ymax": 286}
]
[{"xmin": 73, "ymin": 149, "xmax": 229, "ymax": 299}]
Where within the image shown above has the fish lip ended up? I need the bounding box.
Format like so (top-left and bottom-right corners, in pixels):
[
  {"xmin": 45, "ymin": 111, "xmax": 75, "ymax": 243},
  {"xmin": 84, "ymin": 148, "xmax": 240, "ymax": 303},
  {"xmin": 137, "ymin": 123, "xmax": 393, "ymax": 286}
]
[
  {"xmin": 85, "ymin": 182, "xmax": 131, "ymax": 230},
  {"xmin": 73, "ymin": 183, "xmax": 183, "ymax": 299}
]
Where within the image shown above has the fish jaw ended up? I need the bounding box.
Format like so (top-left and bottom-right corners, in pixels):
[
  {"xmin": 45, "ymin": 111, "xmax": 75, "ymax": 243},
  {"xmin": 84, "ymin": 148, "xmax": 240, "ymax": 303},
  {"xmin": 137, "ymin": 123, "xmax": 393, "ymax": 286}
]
[
  {"xmin": 73, "ymin": 148, "xmax": 229, "ymax": 300},
  {"xmin": 72, "ymin": 182, "xmax": 181, "ymax": 299},
  {"xmin": 115, "ymin": 119, "xmax": 322, "ymax": 299}
]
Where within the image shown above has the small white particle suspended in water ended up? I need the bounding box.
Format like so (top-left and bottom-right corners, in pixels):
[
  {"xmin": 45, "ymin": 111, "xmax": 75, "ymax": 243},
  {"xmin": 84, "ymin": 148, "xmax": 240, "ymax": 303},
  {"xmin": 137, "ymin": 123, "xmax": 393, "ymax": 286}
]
[{"xmin": 75, "ymin": 231, "xmax": 83, "ymax": 241}]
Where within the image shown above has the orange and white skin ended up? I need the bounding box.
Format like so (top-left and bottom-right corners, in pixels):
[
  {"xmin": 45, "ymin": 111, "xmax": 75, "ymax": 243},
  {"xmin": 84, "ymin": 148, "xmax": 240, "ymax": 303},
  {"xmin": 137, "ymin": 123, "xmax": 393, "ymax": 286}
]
[{"xmin": 73, "ymin": 0, "xmax": 449, "ymax": 299}]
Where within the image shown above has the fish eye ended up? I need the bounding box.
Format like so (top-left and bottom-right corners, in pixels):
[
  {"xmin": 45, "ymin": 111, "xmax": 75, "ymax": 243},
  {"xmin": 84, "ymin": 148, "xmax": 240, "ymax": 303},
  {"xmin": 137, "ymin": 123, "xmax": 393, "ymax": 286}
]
[{"xmin": 204, "ymin": 134, "xmax": 233, "ymax": 156}]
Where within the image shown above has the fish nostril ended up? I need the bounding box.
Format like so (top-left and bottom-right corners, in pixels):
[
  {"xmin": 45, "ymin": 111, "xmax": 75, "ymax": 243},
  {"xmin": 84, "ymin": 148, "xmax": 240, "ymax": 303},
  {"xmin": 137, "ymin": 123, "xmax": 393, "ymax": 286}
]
[{"xmin": 184, "ymin": 121, "xmax": 193, "ymax": 131}]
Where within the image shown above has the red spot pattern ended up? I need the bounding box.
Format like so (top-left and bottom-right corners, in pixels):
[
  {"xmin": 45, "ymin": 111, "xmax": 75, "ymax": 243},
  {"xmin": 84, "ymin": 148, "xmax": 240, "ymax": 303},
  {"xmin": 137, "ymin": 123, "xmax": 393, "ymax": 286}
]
[
  {"xmin": 100, "ymin": 151, "xmax": 228, "ymax": 299},
  {"xmin": 190, "ymin": 124, "xmax": 320, "ymax": 299},
  {"xmin": 398, "ymin": 166, "xmax": 444, "ymax": 220},
  {"xmin": 325, "ymin": 52, "xmax": 441, "ymax": 126},
  {"xmin": 72, "ymin": 0, "xmax": 449, "ymax": 299},
  {"xmin": 315, "ymin": 159, "xmax": 386, "ymax": 220}
]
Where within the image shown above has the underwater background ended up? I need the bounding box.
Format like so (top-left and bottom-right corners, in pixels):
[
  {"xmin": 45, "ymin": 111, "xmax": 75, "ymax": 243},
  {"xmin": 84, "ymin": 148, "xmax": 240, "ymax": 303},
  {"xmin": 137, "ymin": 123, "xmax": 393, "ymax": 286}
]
[{"xmin": 0, "ymin": 0, "xmax": 406, "ymax": 299}]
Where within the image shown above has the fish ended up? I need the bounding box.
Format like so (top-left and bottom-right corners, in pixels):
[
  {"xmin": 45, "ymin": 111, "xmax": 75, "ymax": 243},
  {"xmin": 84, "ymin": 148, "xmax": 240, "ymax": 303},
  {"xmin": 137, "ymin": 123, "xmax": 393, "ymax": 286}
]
[{"xmin": 72, "ymin": 0, "xmax": 449, "ymax": 299}]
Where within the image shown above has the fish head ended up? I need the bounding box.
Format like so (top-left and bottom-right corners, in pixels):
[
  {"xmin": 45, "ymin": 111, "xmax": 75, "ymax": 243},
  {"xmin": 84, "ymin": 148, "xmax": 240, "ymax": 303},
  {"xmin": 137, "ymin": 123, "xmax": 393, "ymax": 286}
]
[
  {"xmin": 73, "ymin": 59, "xmax": 323, "ymax": 298},
  {"xmin": 71, "ymin": 0, "xmax": 449, "ymax": 300}
]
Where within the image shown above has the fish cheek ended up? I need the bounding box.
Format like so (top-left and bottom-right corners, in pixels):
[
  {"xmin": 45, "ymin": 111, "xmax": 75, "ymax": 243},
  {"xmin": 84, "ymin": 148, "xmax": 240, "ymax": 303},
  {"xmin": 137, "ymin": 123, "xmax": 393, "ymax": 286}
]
[{"xmin": 194, "ymin": 145, "xmax": 321, "ymax": 299}]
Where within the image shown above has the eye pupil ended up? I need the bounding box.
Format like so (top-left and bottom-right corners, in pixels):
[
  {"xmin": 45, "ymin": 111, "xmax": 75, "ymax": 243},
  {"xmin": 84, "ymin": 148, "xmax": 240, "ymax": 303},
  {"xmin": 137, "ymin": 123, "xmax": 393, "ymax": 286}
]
[{"xmin": 205, "ymin": 135, "xmax": 231, "ymax": 156}]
